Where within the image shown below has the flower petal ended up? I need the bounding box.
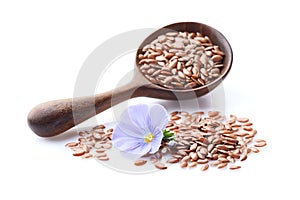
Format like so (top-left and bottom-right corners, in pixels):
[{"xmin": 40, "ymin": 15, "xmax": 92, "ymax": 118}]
[
  {"xmin": 112, "ymin": 126, "xmax": 151, "ymax": 155},
  {"xmin": 126, "ymin": 142, "xmax": 152, "ymax": 155},
  {"xmin": 149, "ymin": 104, "xmax": 168, "ymax": 132},
  {"xmin": 148, "ymin": 129, "xmax": 164, "ymax": 154},
  {"xmin": 117, "ymin": 104, "xmax": 151, "ymax": 138},
  {"xmin": 112, "ymin": 126, "xmax": 141, "ymax": 146}
]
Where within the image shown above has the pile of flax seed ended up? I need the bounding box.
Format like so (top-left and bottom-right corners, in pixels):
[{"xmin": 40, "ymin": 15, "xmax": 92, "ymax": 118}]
[{"xmin": 66, "ymin": 111, "xmax": 267, "ymax": 171}]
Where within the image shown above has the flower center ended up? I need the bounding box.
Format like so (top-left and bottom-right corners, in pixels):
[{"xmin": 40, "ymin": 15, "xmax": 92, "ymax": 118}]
[{"xmin": 144, "ymin": 133, "xmax": 154, "ymax": 143}]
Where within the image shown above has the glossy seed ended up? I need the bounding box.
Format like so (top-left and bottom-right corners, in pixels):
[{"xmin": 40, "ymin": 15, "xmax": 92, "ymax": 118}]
[
  {"xmin": 250, "ymin": 147, "xmax": 260, "ymax": 153},
  {"xmin": 237, "ymin": 118, "xmax": 249, "ymax": 123},
  {"xmin": 134, "ymin": 159, "xmax": 147, "ymax": 166},
  {"xmin": 229, "ymin": 165, "xmax": 241, "ymax": 170},
  {"xmin": 79, "ymin": 152, "xmax": 92, "ymax": 158},
  {"xmin": 254, "ymin": 142, "xmax": 267, "ymax": 147},
  {"xmin": 65, "ymin": 142, "xmax": 78, "ymax": 147},
  {"xmin": 170, "ymin": 115, "xmax": 181, "ymax": 120},
  {"xmin": 189, "ymin": 162, "xmax": 198, "ymax": 168},
  {"xmin": 208, "ymin": 111, "xmax": 219, "ymax": 117},
  {"xmin": 240, "ymin": 154, "xmax": 248, "ymax": 161},
  {"xmin": 72, "ymin": 149, "xmax": 86, "ymax": 156},
  {"xmin": 155, "ymin": 162, "xmax": 167, "ymax": 170},
  {"xmin": 97, "ymin": 156, "xmax": 109, "ymax": 161},
  {"xmin": 201, "ymin": 164, "xmax": 209, "ymax": 171},
  {"xmin": 197, "ymin": 158, "xmax": 209, "ymax": 164},
  {"xmin": 180, "ymin": 161, "xmax": 188, "ymax": 168},
  {"xmin": 167, "ymin": 158, "xmax": 179, "ymax": 163},
  {"xmin": 255, "ymin": 139, "xmax": 266, "ymax": 143},
  {"xmin": 217, "ymin": 162, "xmax": 228, "ymax": 169}
]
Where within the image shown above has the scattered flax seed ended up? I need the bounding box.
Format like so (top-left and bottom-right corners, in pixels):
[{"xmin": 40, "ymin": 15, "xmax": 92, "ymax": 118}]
[
  {"xmin": 97, "ymin": 156, "xmax": 109, "ymax": 161},
  {"xmin": 65, "ymin": 142, "xmax": 78, "ymax": 147},
  {"xmin": 254, "ymin": 142, "xmax": 267, "ymax": 147},
  {"xmin": 200, "ymin": 164, "xmax": 209, "ymax": 171},
  {"xmin": 65, "ymin": 111, "xmax": 267, "ymax": 172},
  {"xmin": 229, "ymin": 165, "xmax": 241, "ymax": 170},
  {"xmin": 65, "ymin": 125, "xmax": 113, "ymax": 161},
  {"xmin": 155, "ymin": 162, "xmax": 168, "ymax": 170},
  {"xmin": 161, "ymin": 111, "xmax": 267, "ymax": 172},
  {"xmin": 217, "ymin": 163, "xmax": 228, "ymax": 169},
  {"xmin": 72, "ymin": 149, "xmax": 85, "ymax": 156},
  {"xmin": 134, "ymin": 160, "xmax": 147, "ymax": 166},
  {"xmin": 81, "ymin": 153, "xmax": 93, "ymax": 159}
]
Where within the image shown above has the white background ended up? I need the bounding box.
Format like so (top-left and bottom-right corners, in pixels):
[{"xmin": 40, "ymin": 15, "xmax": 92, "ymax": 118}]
[{"xmin": 1, "ymin": 0, "xmax": 300, "ymax": 199}]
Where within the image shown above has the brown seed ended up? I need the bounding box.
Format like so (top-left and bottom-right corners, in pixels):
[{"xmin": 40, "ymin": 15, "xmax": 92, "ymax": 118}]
[
  {"xmin": 92, "ymin": 132, "xmax": 102, "ymax": 139},
  {"xmin": 237, "ymin": 118, "xmax": 249, "ymax": 123},
  {"xmin": 155, "ymin": 162, "xmax": 167, "ymax": 170},
  {"xmin": 65, "ymin": 142, "xmax": 78, "ymax": 147},
  {"xmin": 81, "ymin": 153, "xmax": 93, "ymax": 159},
  {"xmin": 217, "ymin": 162, "xmax": 227, "ymax": 169},
  {"xmin": 218, "ymin": 157, "xmax": 229, "ymax": 163},
  {"xmin": 201, "ymin": 164, "xmax": 209, "ymax": 171},
  {"xmin": 165, "ymin": 52, "xmax": 175, "ymax": 59},
  {"xmin": 236, "ymin": 132, "xmax": 249, "ymax": 137},
  {"xmin": 170, "ymin": 111, "xmax": 179, "ymax": 116},
  {"xmin": 211, "ymin": 55, "xmax": 223, "ymax": 62},
  {"xmin": 170, "ymin": 115, "xmax": 181, "ymax": 120},
  {"xmin": 240, "ymin": 154, "xmax": 248, "ymax": 161},
  {"xmin": 190, "ymin": 143, "xmax": 197, "ymax": 151},
  {"xmin": 73, "ymin": 149, "xmax": 86, "ymax": 156},
  {"xmin": 183, "ymin": 68, "xmax": 192, "ymax": 76},
  {"xmin": 185, "ymin": 82, "xmax": 197, "ymax": 88},
  {"xmin": 250, "ymin": 147, "xmax": 260, "ymax": 153},
  {"xmin": 96, "ymin": 153, "xmax": 107, "ymax": 157},
  {"xmin": 168, "ymin": 59, "xmax": 178, "ymax": 68},
  {"xmin": 134, "ymin": 159, "xmax": 147, "ymax": 166},
  {"xmin": 167, "ymin": 158, "xmax": 179, "ymax": 163},
  {"xmin": 82, "ymin": 145, "xmax": 90, "ymax": 153},
  {"xmin": 254, "ymin": 142, "xmax": 267, "ymax": 147},
  {"xmin": 178, "ymin": 71, "xmax": 186, "ymax": 79},
  {"xmin": 210, "ymin": 160, "xmax": 221, "ymax": 167},
  {"xmin": 190, "ymin": 152, "xmax": 199, "ymax": 161},
  {"xmin": 197, "ymin": 158, "xmax": 209, "ymax": 164},
  {"xmin": 189, "ymin": 162, "xmax": 198, "ymax": 168},
  {"xmin": 166, "ymin": 32, "xmax": 178, "ymax": 37},
  {"xmin": 229, "ymin": 165, "xmax": 241, "ymax": 170},
  {"xmin": 208, "ymin": 111, "xmax": 219, "ymax": 117},
  {"xmin": 200, "ymin": 68, "xmax": 208, "ymax": 76},
  {"xmin": 244, "ymin": 122, "xmax": 253, "ymax": 126},
  {"xmin": 200, "ymin": 54, "xmax": 208, "ymax": 64},
  {"xmin": 182, "ymin": 155, "xmax": 190, "ymax": 162},
  {"xmin": 227, "ymin": 156, "xmax": 235, "ymax": 163},
  {"xmin": 102, "ymin": 143, "xmax": 112, "ymax": 149},
  {"xmin": 95, "ymin": 149, "xmax": 106, "ymax": 153},
  {"xmin": 93, "ymin": 124, "xmax": 106, "ymax": 129},
  {"xmin": 94, "ymin": 142, "xmax": 102, "ymax": 149},
  {"xmin": 180, "ymin": 161, "xmax": 188, "ymax": 168},
  {"xmin": 243, "ymin": 127, "xmax": 253, "ymax": 131},
  {"xmin": 230, "ymin": 153, "xmax": 241, "ymax": 159},
  {"xmin": 171, "ymin": 82, "xmax": 184, "ymax": 88},
  {"xmin": 255, "ymin": 139, "xmax": 266, "ymax": 143},
  {"xmin": 160, "ymin": 70, "xmax": 172, "ymax": 76},
  {"xmin": 97, "ymin": 156, "xmax": 109, "ymax": 161}
]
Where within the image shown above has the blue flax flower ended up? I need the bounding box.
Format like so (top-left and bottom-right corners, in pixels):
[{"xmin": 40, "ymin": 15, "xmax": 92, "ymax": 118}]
[{"xmin": 112, "ymin": 104, "xmax": 168, "ymax": 156}]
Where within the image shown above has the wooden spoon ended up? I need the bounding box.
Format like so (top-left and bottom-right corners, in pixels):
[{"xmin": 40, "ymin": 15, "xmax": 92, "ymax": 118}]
[{"xmin": 28, "ymin": 22, "xmax": 233, "ymax": 137}]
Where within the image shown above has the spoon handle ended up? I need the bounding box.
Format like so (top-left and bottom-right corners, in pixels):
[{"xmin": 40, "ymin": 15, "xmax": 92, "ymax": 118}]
[{"xmin": 28, "ymin": 79, "xmax": 145, "ymax": 137}]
